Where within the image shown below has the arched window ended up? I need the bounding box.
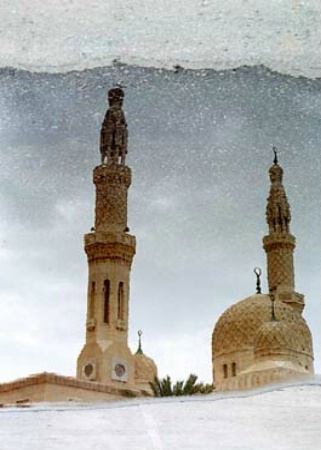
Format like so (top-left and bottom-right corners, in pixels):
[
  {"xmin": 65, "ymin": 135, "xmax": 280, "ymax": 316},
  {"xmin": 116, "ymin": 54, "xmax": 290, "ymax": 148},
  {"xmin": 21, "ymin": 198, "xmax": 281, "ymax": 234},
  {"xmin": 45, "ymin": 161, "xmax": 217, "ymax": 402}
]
[
  {"xmin": 103, "ymin": 279, "xmax": 110, "ymax": 323},
  {"xmin": 89, "ymin": 281, "xmax": 96, "ymax": 319},
  {"xmin": 223, "ymin": 364, "xmax": 228, "ymax": 379},
  {"xmin": 117, "ymin": 281, "xmax": 124, "ymax": 320},
  {"xmin": 232, "ymin": 362, "xmax": 237, "ymax": 377}
]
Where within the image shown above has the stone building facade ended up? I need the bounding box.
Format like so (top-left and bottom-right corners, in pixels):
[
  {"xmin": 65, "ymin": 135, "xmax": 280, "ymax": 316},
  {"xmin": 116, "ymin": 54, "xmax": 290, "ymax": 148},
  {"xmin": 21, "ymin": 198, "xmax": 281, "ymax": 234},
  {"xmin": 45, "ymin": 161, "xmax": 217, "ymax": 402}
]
[{"xmin": 212, "ymin": 155, "xmax": 314, "ymax": 391}]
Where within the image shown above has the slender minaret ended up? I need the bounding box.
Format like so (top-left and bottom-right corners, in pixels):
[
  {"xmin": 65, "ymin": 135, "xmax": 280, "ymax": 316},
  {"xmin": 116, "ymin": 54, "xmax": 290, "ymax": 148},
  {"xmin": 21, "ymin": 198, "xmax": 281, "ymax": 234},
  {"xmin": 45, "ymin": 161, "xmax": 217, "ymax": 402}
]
[
  {"xmin": 77, "ymin": 87, "xmax": 136, "ymax": 386},
  {"xmin": 263, "ymin": 149, "xmax": 304, "ymax": 312}
]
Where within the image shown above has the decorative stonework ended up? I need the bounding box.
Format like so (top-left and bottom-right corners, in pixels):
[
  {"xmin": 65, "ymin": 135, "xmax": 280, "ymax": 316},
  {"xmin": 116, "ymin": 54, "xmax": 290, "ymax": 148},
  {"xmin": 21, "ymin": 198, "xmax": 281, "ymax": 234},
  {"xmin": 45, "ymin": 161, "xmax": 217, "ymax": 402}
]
[
  {"xmin": 100, "ymin": 87, "xmax": 128, "ymax": 166},
  {"xmin": 217, "ymin": 367, "xmax": 311, "ymax": 392},
  {"xmin": 263, "ymin": 234, "xmax": 295, "ymax": 292},
  {"xmin": 85, "ymin": 241, "xmax": 136, "ymax": 266},
  {"xmin": 134, "ymin": 353, "xmax": 157, "ymax": 381},
  {"xmin": 85, "ymin": 231, "xmax": 135, "ymax": 247},
  {"xmin": 94, "ymin": 164, "xmax": 132, "ymax": 233},
  {"xmin": 212, "ymin": 294, "xmax": 313, "ymax": 358},
  {"xmin": 254, "ymin": 321, "xmax": 303, "ymax": 359},
  {"xmin": 266, "ymin": 163, "xmax": 291, "ymax": 234}
]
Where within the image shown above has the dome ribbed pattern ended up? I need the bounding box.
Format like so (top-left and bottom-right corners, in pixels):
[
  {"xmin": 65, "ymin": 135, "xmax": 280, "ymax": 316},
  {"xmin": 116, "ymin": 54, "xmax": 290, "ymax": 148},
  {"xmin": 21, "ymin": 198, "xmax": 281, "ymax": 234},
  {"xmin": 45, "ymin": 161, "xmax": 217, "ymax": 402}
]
[
  {"xmin": 254, "ymin": 321, "xmax": 303, "ymax": 359},
  {"xmin": 212, "ymin": 294, "xmax": 313, "ymax": 358},
  {"xmin": 133, "ymin": 353, "xmax": 157, "ymax": 382}
]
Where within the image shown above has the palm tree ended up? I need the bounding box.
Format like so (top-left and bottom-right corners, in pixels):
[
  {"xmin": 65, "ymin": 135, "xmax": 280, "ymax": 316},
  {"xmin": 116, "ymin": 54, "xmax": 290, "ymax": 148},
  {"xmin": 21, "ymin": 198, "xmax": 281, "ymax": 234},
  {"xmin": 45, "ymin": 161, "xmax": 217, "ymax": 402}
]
[{"xmin": 149, "ymin": 374, "xmax": 213, "ymax": 397}]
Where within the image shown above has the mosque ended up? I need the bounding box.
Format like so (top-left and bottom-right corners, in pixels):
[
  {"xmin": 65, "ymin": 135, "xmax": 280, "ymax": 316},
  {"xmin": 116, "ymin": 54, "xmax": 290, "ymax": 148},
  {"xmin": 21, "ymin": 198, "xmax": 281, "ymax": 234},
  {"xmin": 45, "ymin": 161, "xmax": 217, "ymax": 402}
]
[
  {"xmin": 212, "ymin": 151, "xmax": 314, "ymax": 390},
  {"xmin": 0, "ymin": 89, "xmax": 314, "ymax": 403}
]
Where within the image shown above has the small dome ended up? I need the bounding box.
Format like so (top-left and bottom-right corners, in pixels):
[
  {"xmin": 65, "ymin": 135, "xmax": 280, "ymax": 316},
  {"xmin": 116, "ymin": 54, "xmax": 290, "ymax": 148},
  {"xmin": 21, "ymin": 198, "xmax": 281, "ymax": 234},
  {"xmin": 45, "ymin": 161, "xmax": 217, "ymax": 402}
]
[
  {"xmin": 212, "ymin": 294, "xmax": 313, "ymax": 358},
  {"xmin": 254, "ymin": 320, "xmax": 303, "ymax": 360},
  {"xmin": 133, "ymin": 352, "xmax": 157, "ymax": 383}
]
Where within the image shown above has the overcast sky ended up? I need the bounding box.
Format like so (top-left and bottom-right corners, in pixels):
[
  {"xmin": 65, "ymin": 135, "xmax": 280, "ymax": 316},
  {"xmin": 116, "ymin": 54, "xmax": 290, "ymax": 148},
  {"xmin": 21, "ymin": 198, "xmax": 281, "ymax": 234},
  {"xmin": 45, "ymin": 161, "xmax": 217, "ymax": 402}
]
[{"xmin": 0, "ymin": 1, "xmax": 320, "ymax": 384}]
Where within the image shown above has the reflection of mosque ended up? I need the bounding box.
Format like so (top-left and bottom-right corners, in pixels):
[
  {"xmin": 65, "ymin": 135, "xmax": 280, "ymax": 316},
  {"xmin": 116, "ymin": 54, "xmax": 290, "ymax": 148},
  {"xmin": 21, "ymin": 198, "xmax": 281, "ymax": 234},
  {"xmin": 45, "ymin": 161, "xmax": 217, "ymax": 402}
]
[
  {"xmin": 0, "ymin": 89, "xmax": 314, "ymax": 403},
  {"xmin": 212, "ymin": 152, "xmax": 314, "ymax": 391},
  {"xmin": 71, "ymin": 88, "xmax": 316, "ymax": 392}
]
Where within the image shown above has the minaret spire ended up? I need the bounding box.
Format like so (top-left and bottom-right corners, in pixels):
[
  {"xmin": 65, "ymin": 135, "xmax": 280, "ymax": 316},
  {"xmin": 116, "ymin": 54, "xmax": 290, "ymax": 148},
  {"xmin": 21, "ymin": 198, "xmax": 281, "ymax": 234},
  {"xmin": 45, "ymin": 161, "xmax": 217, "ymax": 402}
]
[
  {"xmin": 253, "ymin": 267, "xmax": 262, "ymax": 294},
  {"xmin": 136, "ymin": 330, "xmax": 144, "ymax": 355},
  {"xmin": 263, "ymin": 150, "xmax": 304, "ymax": 312},
  {"xmin": 265, "ymin": 149, "xmax": 291, "ymax": 235},
  {"xmin": 273, "ymin": 146, "xmax": 278, "ymax": 165},
  {"xmin": 100, "ymin": 87, "xmax": 127, "ymax": 166}
]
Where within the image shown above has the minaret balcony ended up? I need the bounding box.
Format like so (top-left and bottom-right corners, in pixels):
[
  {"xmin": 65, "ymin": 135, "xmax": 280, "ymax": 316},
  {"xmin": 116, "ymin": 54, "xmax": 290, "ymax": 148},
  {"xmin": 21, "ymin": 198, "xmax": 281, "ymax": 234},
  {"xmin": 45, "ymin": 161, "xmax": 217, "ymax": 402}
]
[
  {"xmin": 263, "ymin": 233, "xmax": 296, "ymax": 251},
  {"xmin": 84, "ymin": 231, "xmax": 136, "ymax": 248},
  {"xmin": 84, "ymin": 231, "xmax": 136, "ymax": 265},
  {"xmin": 278, "ymin": 292, "xmax": 305, "ymax": 313}
]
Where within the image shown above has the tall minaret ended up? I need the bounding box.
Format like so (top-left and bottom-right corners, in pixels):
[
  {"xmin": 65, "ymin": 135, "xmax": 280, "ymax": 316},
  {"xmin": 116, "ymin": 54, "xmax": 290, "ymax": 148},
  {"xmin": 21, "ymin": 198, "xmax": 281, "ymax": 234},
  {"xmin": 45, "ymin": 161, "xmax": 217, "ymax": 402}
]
[
  {"xmin": 77, "ymin": 87, "xmax": 136, "ymax": 386},
  {"xmin": 263, "ymin": 149, "xmax": 304, "ymax": 312}
]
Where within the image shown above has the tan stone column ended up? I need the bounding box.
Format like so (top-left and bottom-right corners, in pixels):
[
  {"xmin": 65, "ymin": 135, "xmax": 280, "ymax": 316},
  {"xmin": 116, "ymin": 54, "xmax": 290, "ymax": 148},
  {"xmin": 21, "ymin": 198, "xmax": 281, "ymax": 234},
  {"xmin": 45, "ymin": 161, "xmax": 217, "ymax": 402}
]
[
  {"xmin": 94, "ymin": 164, "xmax": 131, "ymax": 233},
  {"xmin": 263, "ymin": 233, "xmax": 295, "ymax": 294}
]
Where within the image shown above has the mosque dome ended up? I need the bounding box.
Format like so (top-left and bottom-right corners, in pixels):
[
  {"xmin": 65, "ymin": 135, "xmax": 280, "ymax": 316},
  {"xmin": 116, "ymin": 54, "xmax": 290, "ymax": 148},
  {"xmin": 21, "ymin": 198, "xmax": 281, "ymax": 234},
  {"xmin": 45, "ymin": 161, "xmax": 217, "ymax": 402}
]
[
  {"xmin": 212, "ymin": 294, "xmax": 313, "ymax": 358},
  {"xmin": 254, "ymin": 320, "xmax": 303, "ymax": 360},
  {"xmin": 133, "ymin": 331, "xmax": 158, "ymax": 390},
  {"xmin": 133, "ymin": 352, "xmax": 158, "ymax": 384}
]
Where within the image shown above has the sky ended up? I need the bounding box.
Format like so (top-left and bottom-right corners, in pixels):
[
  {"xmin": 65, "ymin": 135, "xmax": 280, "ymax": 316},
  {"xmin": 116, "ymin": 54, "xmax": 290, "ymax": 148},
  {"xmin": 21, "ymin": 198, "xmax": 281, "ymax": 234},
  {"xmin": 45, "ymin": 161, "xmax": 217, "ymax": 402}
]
[
  {"xmin": 1, "ymin": 380, "xmax": 321, "ymax": 449},
  {"xmin": 0, "ymin": 1, "xmax": 320, "ymax": 384}
]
